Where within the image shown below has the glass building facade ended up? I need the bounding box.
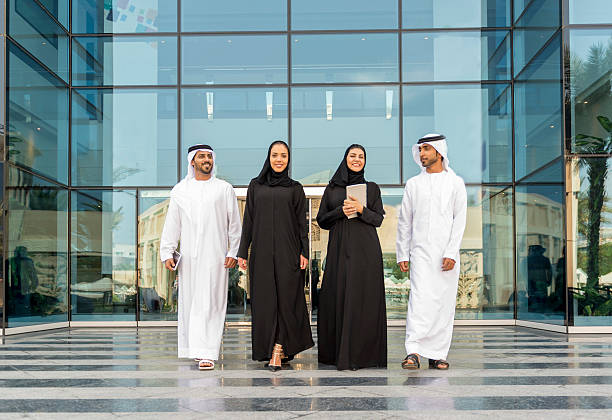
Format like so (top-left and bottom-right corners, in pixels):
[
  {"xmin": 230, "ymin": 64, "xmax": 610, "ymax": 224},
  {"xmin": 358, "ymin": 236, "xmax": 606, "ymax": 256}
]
[{"xmin": 1, "ymin": 0, "xmax": 610, "ymax": 334}]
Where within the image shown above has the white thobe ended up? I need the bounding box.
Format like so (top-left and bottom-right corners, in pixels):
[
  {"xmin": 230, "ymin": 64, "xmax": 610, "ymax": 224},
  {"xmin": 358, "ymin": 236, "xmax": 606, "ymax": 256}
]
[
  {"xmin": 160, "ymin": 177, "xmax": 241, "ymax": 360},
  {"xmin": 397, "ymin": 170, "xmax": 467, "ymax": 360}
]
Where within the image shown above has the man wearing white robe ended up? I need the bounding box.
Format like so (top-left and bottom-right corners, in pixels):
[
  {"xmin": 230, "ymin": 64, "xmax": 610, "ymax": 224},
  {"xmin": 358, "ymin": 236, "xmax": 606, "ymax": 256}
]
[
  {"xmin": 396, "ymin": 133, "xmax": 467, "ymax": 370},
  {"xmin": 160, "ymin": 144, "xmax": 241, "ymax": 370}
]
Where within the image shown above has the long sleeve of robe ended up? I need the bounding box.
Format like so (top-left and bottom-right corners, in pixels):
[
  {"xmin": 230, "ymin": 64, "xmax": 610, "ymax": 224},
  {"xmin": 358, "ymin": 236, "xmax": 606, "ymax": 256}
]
[
  {"xmin": 159, "ymin": 177, "xmax": 241, "ymax": 361},
  {"xmin": 237, "ymin": 180, "xmax": 313, "ymax": 361},
  {"xmin": 397, "ymin": 171, "xmax": 467, "ymax": 361},
  {"xmin": 316, "ymin": 182, "xmax": 387, "ymax": 370}
]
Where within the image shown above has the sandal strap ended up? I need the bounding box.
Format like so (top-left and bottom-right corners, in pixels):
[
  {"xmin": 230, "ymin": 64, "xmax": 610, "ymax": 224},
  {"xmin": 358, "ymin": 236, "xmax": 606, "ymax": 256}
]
[{"xmin": 402, "ymin": 354, "xmax": 419, "ymax": 366}]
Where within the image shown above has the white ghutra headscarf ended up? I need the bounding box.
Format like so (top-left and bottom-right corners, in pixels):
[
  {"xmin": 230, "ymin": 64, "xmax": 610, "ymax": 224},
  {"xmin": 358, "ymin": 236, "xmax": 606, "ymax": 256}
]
[
  {"xmin": 185, "ymin": 144, "xmax": 216, "ymax": 180},
  {"xmin": 411, "ymin": 133, "xmax": 455, "ymax": 174}
]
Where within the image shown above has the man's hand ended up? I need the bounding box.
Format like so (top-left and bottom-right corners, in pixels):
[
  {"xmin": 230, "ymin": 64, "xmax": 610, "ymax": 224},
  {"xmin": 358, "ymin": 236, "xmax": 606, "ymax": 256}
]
[
  {"xmin": 225, "ymin": 257, "xmax": 237, "ymax": 269},
  {"xmin": 442, "ymin": 258, "xmax": 456, "ymax": 271},
  {"xmin": 300, "ymin": 255, "xmax": 308, "ymax": 270},
  {"xmin": 164, "ymin": 259, "xmax": 175, "ymax": 271},
  {"xmin": 398, "ymin": 261, "xmax": 409, "ymax": 272},
  {"xmin": 238, "ymin": 257, "xmax": 247, "ymax": 270}
]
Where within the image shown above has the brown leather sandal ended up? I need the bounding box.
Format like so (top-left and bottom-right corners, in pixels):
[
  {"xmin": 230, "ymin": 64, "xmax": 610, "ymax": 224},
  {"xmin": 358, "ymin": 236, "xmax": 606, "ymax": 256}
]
[
  {"xmin": 401, "ymin": 353, "xmax": 420, "ymax": 370},
  {"xmin": 429, "ymin": 359, "xmax": 449, "ymax": 370}
]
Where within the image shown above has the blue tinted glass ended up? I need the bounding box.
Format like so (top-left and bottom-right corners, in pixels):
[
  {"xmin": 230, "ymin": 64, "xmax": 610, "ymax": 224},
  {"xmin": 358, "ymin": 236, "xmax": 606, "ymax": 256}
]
[
  {"xmin": 7, "ymin": 41, "xmax": 68, "ymax": 184},
  {"xmin": 72, "ymin": 36, "xmax": 177, "ymax": 86},
  {"xmin": 514, "ymin": 0, "xmax": 559, "ymax": 25},
  {"xmin": 71, "ymin": 190, "xmax": 136, "ymax": 321},
  {"xmin": 6, "ymin": 167, "xmax": 68, "ymax": 327},
  {"xmin": 402, "ymin": 31, "xmax": 510, "ymax": 82},
  {"xmin": 72, "ymin": 0, "xmax": 177, "ymax": 33},
  {"xmin": 292, "ymin": 0, "xmax": 398, "ymax": 30},
  {"xmin": 182, "ymin": 35, "xmax": 287, "ymax": 85},
  {"xmin": 291, "ymin": 86, "xmax": 400, "ymax": 185},
  {"xmin": 181, "ymin": 0, "xmax": 286, "ymax": 32},
  {"xmin": 569, "ymin": 29, "xmax": 612, "ymax": 152},
  {"xmin": 181, "ymin": 88, "xmax": 288, "ymax": 186},
  {"xmin": 38, "ymin": 0, "xmax": 69, "ymax": 28},
  {"xmin": 514, "ymin": 81, "xmax": 562, "ymax": 180},
  {"xmin": 516, "ymin": 184, "xmax": 565, "ymax": 325},
  {"xmin": 9, "ymin": 0, "xmax": 69, "ymax": 81},
  {"xmin": 403, "ymin": 0, "xmax": 510, "ymax": 28},
  {"xmin": 515, "ymin": 32, "xmax": 561, "ymax": 81},
  {"xmin": 72, "ymin": 89, "xmax": 178, "ymax": 186},
  {"xmin": 570, "ymin": 0, "xmax": 612, "ymax": 24},
  {"xmin": 292, "ymin": 34, "xmax": 398, "ymax": 83},
  {"xmin": 519, "ymin": 158, "xmax": 563, "ymax": 183},
  {"xmin": 403, "ymin": 84, "xmax": 512, "ymax": 183}
]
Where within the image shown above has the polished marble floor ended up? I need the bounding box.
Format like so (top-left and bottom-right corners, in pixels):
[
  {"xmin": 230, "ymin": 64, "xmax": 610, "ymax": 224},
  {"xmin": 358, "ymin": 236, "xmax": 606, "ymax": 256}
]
[{"xmin": 1, "ymin": 326, "xmax": 612, "ymax": 418}]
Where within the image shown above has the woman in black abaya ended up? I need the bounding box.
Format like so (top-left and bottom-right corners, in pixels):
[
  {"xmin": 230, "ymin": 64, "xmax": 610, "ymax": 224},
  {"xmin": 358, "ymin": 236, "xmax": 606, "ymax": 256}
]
[
  {"xmin": 238, "ymin": 141, "xmax": 314, "ymax": 371},
  {"xmin": 316, "ymin": 144, "xmax": 387, "ymax": 370}
]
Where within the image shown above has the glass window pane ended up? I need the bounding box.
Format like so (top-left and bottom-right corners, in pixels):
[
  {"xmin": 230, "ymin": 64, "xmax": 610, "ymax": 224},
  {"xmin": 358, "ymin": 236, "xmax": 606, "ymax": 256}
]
[
  {"xmin": 569, "ymin": 29, "xmax": 612, "ymax": 153},
  {"xmin": 72, "ymin": 36, "xmax": 178, "ymax": 86},
  {"xmin": 6, "ymin": 167, "xmax": 68, "ymax": 327},
  {"xmin": 292, "ymin": 33, "xmax": 398, "ymax": 83},
  {"xmin": 181, "ymin": 0, "xmax": 286, "ymax": 32},
  {"xmin": 291, "ymin": 86, "xmax": 400, "ymax": 185},
  {"xmin": 38, "ymin": 0, "xmax": 69, "ymax": 28},
  {"xmin": 9, "ymin": 0, "xmax": 69, "ymax": 81},
  {"xmin": 403, "ymin": 84, "xmax": 512, "ymax": 183},
  {"xmin": 138, "ymin": 190, "xmax": 176, "ymax": 321},
  {"xmin": 569, "ymin": 0, "xmax": 612, "ymax": 24},
  {"xmin": 516, "ymin": 184, "xmax": 565, "ymax": 324},
  {"xmin": 72, "ymin": 89, "xmax": 178, "ymax": 187},
  {"xmin": 514, "ymin": 80, "xmax": 562, "ymax": 180},
  {"xmin": 72, "ymin": 0, "xmax": 178, "ymax": 34},
  {"xmin": 403, "ymin": 0, "xmax": 510, "ymax": 29},
  {"xmin": 7, "ymin": 41, "xmax": 69, "ymax": 184},
  {"xmin": 402, "ymin": 31, "xmax": 510, "ymax": 82},
  {"xmin": 292, "ymin": 0, "xmax": 398, "ymax": 30},
  {"xmin": 568, "ymin": 157, "xmax": 612, "ymax": 326},
  {"xmin": 514, "ymin": 31, "xmax": 561, "ymax": 80},
  {"xmin": 71, "ymin": 190, "xmax": 136, "ymax": 321},
  {"xmin": 182, "ymin": 35, "xmax": 287, "ymax": 85},
  {"xmin": 181, "ymin": 88, "xmax": 288, "ymax": 186}
]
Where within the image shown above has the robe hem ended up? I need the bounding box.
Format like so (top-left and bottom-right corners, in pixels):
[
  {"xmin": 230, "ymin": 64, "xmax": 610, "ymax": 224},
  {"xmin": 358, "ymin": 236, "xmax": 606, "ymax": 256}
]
[
  {"xmin": 178, "ymin": 348, "xmax": 220, "ymax": 360},
  {"xmin": 405, "ymin": 344, "xmax": 448, "ymax": 361}
]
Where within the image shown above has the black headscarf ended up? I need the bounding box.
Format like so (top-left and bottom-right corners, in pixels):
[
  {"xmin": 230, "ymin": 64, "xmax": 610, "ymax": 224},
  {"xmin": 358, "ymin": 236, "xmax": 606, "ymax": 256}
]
[
  {"xmin": 329, "ymin": 144, "xmax": 367, "ymax": 187},
  {"xmin": 254, "ymin": 140, "xmax": 297, "ymax": 187}
]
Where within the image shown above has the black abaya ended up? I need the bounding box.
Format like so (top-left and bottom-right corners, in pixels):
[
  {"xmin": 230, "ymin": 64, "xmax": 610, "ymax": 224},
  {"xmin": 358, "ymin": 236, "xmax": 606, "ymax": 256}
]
[
  {"xmin": 316, "ymin": 181, "xmax": 388, "ymax": 370},
  {"xmin": 238, "ymin": 180, "xmax": 314, "ymax": 361}
]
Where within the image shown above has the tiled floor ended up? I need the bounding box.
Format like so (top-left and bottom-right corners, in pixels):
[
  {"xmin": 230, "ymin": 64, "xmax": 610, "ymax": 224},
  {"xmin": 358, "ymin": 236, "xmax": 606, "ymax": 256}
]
[{"xmin": 1, "ymin": 326, "xmax": 612, "ymax": 418}]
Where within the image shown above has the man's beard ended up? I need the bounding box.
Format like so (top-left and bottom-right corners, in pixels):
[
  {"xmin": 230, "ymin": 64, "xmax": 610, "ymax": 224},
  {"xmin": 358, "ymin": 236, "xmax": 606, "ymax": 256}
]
[
  {"xmin": 196, "ymin": 162, "xmax": 213, "ymax": 175},
  {"xmin": 421, "ymin": 156, "xmax": 438, "ymax": 167}
]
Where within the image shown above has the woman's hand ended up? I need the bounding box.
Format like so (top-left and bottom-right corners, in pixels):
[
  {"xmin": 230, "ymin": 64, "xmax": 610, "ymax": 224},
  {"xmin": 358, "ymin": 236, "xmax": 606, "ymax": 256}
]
[
  {"xmin": 300, "ymin": 255, "xmax": 308, "ymax": 270},
  {"xmin": 343, "ymin": 195, "xmax": 364, "ymax": 217},
  {"xmin": 238, "ymin": 257, "xmax": 248, "ymax": 270}
]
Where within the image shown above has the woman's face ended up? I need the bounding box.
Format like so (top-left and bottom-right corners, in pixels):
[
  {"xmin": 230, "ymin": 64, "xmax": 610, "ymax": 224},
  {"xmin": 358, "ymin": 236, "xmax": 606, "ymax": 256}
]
[
  {"xmin": 346, "ymin": 148, "xmax": 365, "ymax": 172},
  {"xmin": 270, "ymin": 143, "xmax": 289, "ymax": 173}
]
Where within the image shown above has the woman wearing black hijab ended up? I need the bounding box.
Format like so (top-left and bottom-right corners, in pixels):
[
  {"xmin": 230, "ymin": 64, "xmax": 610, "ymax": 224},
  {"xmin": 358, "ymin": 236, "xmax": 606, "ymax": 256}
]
[
  {"xmin": 316, "ymin": 144, "xmax": 387, "ymax": 370},
  {"xmin": 238, "ymin": 140, "xmax": 314, "ymax": 371}
]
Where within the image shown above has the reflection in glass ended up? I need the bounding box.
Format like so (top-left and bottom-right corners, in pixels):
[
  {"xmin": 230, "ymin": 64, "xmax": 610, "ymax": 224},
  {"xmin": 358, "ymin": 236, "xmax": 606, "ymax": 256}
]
[
  {"xmin": 138, "ymin": 191, "xmax": 176, "ymax": 320},
  {"xmin": 7, "ymin": 167, "xmax": 68, "ymax": 327},
  {"xmin": 292, "ymin": 33, "xmax": 398, "ymax": 83},
  {"xmin": 72, "ymin": 89, "xmax": 177, "ymax": 186},
  {"xmin": 37, "ymin": 0, "xmax": 69, "ymax": 28},
  {"xmin": 71, "ymin": 190, "xmax": 136, "ymax": 321},
  {"xmin": 72, "ymin": 36, "xmax": 178, "ymax": 86},
  {"xmin": 72, "ymin": 0, "xmax": 178, "ymax": 33},
  {"xmin": 292, "ymin": 0, "xmax": 398, "ymax": 30},
  {"xmin": 181, "ymin": 88, "xmax": 288, "ymax": 186},
  {"xmin": 569, "ymin": 29, "xmax": 612, "ymax": 152},
  {"xmin": 181, "ymin": 0, "xmax": 286, "ymax": 32},
  {"xmin": 8, "ymin": 0, "xmax": 69, "ymax": 81},
  {"xmin": 7, "ymin": 41, "xmax": 69, "ymax": 184},
  {"xmin": 403, "ymin": 0, "xmax": 510, "ymax": 29},
  {"xmin": 402, "ymin": 31, "xmax": 510, "ymax": 82},
  {"xmin": 181, "ymin": 35, "xmax": 287, "ymax": 85},
  {"xmin": 568, "ymin": 158, "xmax": 612, "ymax": 326},
  {"xmin": 569, "ymin": 0, "xmax": 612, "ymax": 24},
  {"xmin": 403, "ymin": 84, "xmax": 512, "ymax": 183},
  {"xmin": 516, "ymin": 184, "xmax": 565, "ymax": 324},
  {"xmin": 291, "ymin": 86, "xmax": 399, "ymax": 185},
  {"xmin": 514, "ymin": 31, "xmax": 561, "ymax": 81}
]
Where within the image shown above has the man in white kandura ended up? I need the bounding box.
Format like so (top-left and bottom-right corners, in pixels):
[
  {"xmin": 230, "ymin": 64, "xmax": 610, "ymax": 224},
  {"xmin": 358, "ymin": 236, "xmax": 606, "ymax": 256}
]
[
  {"xmin": 160, "ymin": 144, "xmax": 241, "ymax": 371},
  {"xmin": 396, "ymin": 133, "xmax": 467, "ymax": 371}
]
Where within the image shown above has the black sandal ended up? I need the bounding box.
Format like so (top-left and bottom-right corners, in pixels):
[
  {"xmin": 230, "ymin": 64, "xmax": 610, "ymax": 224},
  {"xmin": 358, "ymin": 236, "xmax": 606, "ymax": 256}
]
[
  {"xmin": 429, "ymin": 359, "xmax": 449, "ymax": 370},
  {"xmin": 401, "ymin": 354, "xmax": 420, "ymax": 370}
]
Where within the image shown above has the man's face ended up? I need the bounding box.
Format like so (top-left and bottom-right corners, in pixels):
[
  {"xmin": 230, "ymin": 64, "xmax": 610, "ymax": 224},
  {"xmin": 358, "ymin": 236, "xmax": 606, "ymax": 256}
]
[
  {"xmin": 418, "ymin": 144, "xmax": 440, "ymax": 168},
  {"xmin": 191, "ymin": 150, "xmax": 214, "ymax": 175}
]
